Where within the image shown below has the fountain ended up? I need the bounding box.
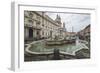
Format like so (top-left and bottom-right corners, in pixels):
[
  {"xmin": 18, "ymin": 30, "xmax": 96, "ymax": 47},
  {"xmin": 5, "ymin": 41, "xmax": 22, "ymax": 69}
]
[
  {"xmin": 52, "ymin": 48, "xmax": 61, "ymax": 60},
  {"xmin": 24, "ymin": 36, "xmax": 90, "ymax": 61},
  {"xmin": 46, "ymin": 35, "xmax": 76, "ymax": 46}
]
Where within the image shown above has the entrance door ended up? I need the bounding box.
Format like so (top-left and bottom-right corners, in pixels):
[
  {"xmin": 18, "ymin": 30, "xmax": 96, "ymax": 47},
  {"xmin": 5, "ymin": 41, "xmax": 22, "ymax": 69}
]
[
  {"xmin": 29, "ymin": 28, "xmax": 33, "ymax": 38},
  {"xmin": 50, "ymin": 31, "xmax": 52, "ymax": 38},
  {"xmin": 37, "ymin": 30, "xmax": 40, "ymax": 39}
]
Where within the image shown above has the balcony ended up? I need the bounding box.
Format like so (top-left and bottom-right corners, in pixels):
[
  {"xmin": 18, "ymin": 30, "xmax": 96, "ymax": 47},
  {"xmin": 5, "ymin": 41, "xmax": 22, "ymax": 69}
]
[
  {"xmin": 33, "ymin": 18, "xmax": 41, "ymax": 24},
  {"xmin": 24, "ymin": 24, "xmax": 33, "ymax": 28},
  {"xmin": 33, "ymin": 25, "xmax": 42, "ymax": 30},
  {"xmin": 25, "ymin": 24, "xmax": 42, "ymax": 30}
]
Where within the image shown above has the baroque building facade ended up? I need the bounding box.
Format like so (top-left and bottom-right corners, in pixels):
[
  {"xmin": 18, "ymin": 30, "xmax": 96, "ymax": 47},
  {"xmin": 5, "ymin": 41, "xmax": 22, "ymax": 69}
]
[
  {"xmin": 24, "ymin": 11, "xmax": 66, "ymax": 41},
  {"xmin": 78, "ymin": 24, "xmax": 90, "ymax": 41}
]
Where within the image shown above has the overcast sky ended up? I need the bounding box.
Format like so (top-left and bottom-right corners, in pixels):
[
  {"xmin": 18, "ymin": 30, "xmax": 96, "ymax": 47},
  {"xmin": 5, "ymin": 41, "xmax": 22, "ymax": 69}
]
[{"xmin": 45, "ymin": 12, "xmax": 90, "ymax": 32}]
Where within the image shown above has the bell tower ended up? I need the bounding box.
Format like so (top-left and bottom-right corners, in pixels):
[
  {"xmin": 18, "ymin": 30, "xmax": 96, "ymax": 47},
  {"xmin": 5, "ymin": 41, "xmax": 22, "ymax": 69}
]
[
  {"xmin": 55, "ymin": 14, "xmax": 62, "ymax": 26},
  {"xmin": 63, "ymin": 22, "xmax": 65, "ymax": 28},
  {"xmin": 63, "ymin": 22, "xmax": 66, "ymax": 31}
]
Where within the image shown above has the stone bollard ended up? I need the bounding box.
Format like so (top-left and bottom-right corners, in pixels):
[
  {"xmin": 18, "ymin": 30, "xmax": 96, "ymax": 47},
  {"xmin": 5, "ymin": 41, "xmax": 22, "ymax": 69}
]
[{"xmin": 52, "ymin": 48, "xmax": 61, "ymax": 60}]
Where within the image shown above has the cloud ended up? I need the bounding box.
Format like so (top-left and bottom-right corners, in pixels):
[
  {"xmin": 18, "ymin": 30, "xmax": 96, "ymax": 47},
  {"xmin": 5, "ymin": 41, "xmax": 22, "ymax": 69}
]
[{"xmin": 45, "ymin": 12, "xmax": 90, "ymax": 32}]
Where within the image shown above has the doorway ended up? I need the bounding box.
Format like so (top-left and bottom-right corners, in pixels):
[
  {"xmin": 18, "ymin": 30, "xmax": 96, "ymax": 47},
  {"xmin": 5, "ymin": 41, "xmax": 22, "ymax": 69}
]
[{"xmin": 29, "ymin": 28, "xmax": 33, "ymax": 38}]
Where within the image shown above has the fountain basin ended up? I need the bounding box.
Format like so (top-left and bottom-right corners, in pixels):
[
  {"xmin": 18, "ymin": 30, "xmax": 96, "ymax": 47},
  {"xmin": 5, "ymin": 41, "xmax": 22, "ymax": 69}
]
[
  {"xmin": 46, "ymin": 39, "xmax": 76, "ymax": 46},
  {"xmin": 25, "ymin": 39, "xmax": 89, "ymax": 56}
]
